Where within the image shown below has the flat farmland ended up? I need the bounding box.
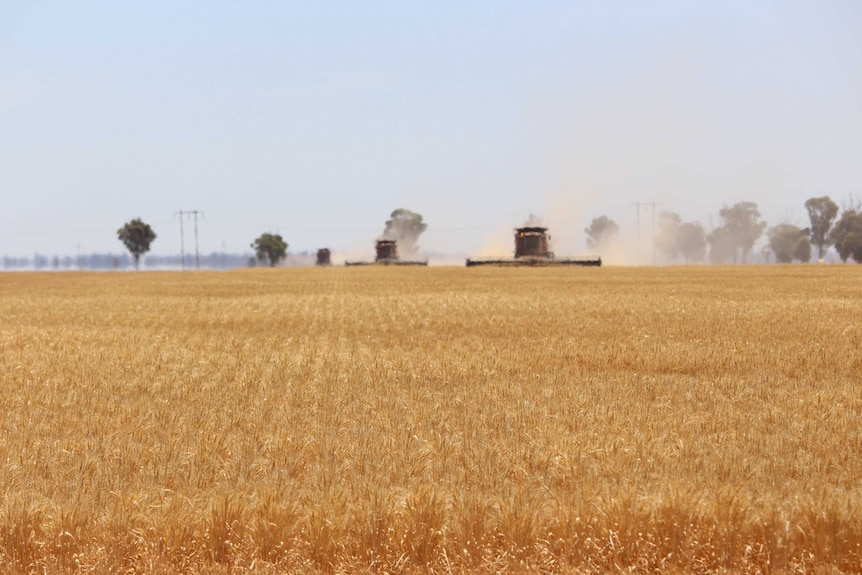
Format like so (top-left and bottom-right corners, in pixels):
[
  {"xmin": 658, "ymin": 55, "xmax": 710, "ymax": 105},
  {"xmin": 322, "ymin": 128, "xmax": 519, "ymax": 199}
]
[{"xmin": 1, "ymin": 266, "xmax": 860, "ymax": 574}]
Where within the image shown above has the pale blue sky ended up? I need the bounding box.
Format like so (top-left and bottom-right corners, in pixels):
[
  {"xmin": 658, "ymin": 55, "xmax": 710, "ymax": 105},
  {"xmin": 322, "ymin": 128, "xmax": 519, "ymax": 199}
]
[{"xmin": 1, "ymin": 1, "xmax": 861, "ymax": 260}]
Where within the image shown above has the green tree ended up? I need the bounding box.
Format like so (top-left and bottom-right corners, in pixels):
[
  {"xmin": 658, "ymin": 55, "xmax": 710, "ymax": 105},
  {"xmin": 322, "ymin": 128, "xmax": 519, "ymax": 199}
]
[
  {"xmin": 654, "ymin": 212, "xmax": 707, "ymax": 264},
  {"xmin": 804, "ymin": 196, "xmax": 839, "ymax": 260},
  {"xmin": 677, "ymin": 222, "xmax": 707, "ymax": 263},
  {"xmin": 767, "ymin": 224, "xmax": 811, "ymax": 263},
  {"xmin": 117, "ymin": 218, "xmax": 156, "ymax": 271},
  {"xmin": 382, "ymin": 209, "xmax": 427, "ymax": 256},
  {"xmin": 251, "ymin": 233, "xmax": 288, "ymax": 267},
  {"xmin": 711, "ymin": 202, "xmax": 767, "ymax": 263},
  {"xmin": 585, "ymin": 215, "xmax": 620, "ymax": 248},
  {"xmin": 829, "ymin": 210, "xmax": 862, "ymax": 263},
  {"xmin": 652, "ymin": 212, "xmax": 707, "ymax": 264},
  {"xmin": 708, "ymin": 226, "xmax": 736, "ymax": 263},
  {"xmin": 793, "ymin": 235, "xmax": 812, "ymax": 263}
]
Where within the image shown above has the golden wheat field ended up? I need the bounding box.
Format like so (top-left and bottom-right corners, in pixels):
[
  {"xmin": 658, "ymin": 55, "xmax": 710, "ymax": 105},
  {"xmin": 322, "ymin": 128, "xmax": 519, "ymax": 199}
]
[{"xmin": 0, "ymin": 265, "xmax": 860, "ymax": 574}]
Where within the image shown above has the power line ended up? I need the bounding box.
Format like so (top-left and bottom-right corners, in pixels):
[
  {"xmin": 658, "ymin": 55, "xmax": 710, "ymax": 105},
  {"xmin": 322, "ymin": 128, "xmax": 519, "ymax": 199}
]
[
  {"xmin": 176, "ymin": 210, "xmax": 203, "ymax": 270},
  {"xmin": 175, "ymin": 211, "xmax": 186, "ymax": 270},
  {"xmin": 190, "ymin": 210, "xmax": 203, "ymax": 270}
]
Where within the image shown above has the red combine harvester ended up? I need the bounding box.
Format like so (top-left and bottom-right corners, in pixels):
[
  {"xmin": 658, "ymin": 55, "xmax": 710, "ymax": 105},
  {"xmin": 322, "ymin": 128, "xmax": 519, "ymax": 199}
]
[
  {"xmin": 345, "ymin": 240, "xmax": 429, "ymax": 266},
  {"xmin": 466, "ymin": 227, "xmax": 601, "ymax": 267},
  {"xmin": 316, "ymin": 248, "xmax": 332, "ymax": 266}
]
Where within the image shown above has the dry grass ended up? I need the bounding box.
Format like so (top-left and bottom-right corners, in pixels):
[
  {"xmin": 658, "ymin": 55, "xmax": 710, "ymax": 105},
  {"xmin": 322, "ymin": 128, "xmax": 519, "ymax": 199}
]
[{"xmin": 0, "ymin": 265, "xmax": 860, "ymax": 573}]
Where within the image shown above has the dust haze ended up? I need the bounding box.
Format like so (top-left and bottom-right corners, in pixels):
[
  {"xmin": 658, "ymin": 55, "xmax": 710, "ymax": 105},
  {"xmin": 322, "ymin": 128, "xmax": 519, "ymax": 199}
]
[{"xmin": 457, "ymin": 2, "xmax": 861, "ymax": 267}]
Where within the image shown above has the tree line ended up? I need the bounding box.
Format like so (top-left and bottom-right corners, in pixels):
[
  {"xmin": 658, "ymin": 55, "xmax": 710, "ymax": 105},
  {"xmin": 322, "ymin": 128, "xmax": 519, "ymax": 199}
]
[
  {"xmin": 2, "ymin": 252, "xmax": 255, "ymax": 271},
  {"xmin": 9, "ymin": 201, "xmax": 859, "ymax": 270},
  {"xmin": 110, "ymin": 209, "xmax": 429, "ymax": 269},
  {"xmin": 584, "ymin": 196, "xmax": 862, "ymax": 264}
]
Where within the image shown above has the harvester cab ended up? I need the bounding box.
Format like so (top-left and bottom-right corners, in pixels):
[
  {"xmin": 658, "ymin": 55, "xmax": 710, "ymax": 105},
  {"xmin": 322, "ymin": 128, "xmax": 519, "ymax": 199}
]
[{"xmin": 515, "ymin": 227, "xmax": 552, "ymax": 259}]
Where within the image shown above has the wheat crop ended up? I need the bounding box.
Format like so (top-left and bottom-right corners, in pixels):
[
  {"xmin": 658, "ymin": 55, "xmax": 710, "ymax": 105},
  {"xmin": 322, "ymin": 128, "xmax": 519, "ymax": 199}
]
[{"xmin": 0, "ymin": 266, "xmax": 860, "ymax": 573}]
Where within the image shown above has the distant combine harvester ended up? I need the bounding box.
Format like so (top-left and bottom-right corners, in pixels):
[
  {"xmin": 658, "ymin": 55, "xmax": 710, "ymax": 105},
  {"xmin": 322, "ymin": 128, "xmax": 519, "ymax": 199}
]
[
  {"xmin": 466, "ymin": 226, "xmax": 601, "ymax": 267},
  {"xmin": 316, "ymin": 248, "xmax": 332, "ymax": 266},
  {"xmin": 345, "ymin": 240, "xmax": 429, "ymax": 266}
]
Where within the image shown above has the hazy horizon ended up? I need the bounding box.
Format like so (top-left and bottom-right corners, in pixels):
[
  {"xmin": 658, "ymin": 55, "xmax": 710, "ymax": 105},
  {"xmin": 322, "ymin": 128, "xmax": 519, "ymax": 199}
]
[{"xmin": 2, "ymin": 2, "xmax": 861, "ymax": 261}]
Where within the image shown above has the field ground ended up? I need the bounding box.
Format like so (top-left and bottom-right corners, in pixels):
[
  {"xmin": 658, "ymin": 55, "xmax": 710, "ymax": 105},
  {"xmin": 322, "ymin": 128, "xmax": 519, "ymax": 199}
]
[{"xmin": 1, "ymin": 266, "xmax": 860, "ymax": 574}]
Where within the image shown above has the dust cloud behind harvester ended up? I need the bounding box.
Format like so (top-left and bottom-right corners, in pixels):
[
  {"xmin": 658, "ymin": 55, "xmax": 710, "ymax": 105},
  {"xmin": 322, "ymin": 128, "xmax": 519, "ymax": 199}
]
[{"xmin": 345, "ymin": 239, "xmax": 429, "ymax": 266}]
